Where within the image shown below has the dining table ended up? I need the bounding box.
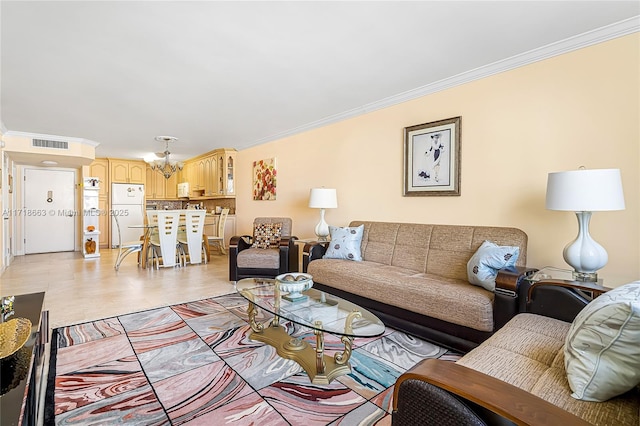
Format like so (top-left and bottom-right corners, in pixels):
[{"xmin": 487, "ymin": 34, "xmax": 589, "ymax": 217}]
[{"xmin": 129, "ymin": 210, "xmax": 216, "ymax": 269}]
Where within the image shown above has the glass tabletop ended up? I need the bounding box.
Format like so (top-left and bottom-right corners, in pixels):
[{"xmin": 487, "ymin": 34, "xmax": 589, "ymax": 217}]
[{"xmin": 235, "ymin": 278, "xmax": 385, "ymax": 338}]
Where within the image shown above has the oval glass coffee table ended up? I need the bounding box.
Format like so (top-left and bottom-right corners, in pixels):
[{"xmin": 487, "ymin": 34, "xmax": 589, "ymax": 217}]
[{"xmin": 235, "ymin": 277, "xmax": 385, "ymax": 384}]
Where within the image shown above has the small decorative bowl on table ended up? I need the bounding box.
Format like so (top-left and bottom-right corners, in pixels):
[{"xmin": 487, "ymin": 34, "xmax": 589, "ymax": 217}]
[
  {"xmin": 276, "ymin": 272, "xmax": 314, "ymax": 302},
  {"xmin": 0, "ymin": 317, "xmax": 32, "ymax": 359}
]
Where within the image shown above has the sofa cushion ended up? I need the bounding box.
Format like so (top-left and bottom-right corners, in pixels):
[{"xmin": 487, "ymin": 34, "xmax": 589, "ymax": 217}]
[
  {"xmin": 348, "ymin": 221, "xmax": 528, "ymax": 281},
  {"xmin": 237, "ymin": 247, "xmax": 280, "ymax": 268},
  {"xmin": 458, "ymin": 313, "xmax": 640, "ymax": 426},
  {"xmin": 323, "ymin": 225, "xmax": 364, "ymax": 261},
  {"xmin": 564, "ymin": 281, "xmax": 640, "ymax": 402},
  {"xmin": 467, "ymin": 240, "xmax": 520, "ymax": 291},
  {"xmin": 251, "ymin": 222, "xmax": 282, "ymax": 249},
  {"xmin": 308, "ymin": 260, "xmax": 495, "ymax": 332}
]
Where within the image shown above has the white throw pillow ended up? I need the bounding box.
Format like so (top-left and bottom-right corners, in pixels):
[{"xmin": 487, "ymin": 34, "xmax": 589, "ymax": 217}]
[
  {"xmin": 466, "ymin": 240, "xmax": 519, "ymax": 291},
  {"xmin": 564, "ymin": 281, "xmax": 640, "ymax": 401},
  {"xmin": 322, "ymin": 225, "xmax": 364, "ymax": 261}
]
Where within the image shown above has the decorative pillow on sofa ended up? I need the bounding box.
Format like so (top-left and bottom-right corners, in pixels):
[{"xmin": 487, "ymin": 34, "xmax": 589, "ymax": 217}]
[
  {"xmin": 466, "ymin": 240, "xmax": 519, "ymax": 291},
  {"xmin": 251, "ymin": 222, "xmax": 282, "ymax": 249},
  {"xmin": 322, "ymin": 225, "xmax": 364, "ymax": 261},
  {"xmin": 564, "ymin": 281, "xmax": 640, "ymax": 402}
]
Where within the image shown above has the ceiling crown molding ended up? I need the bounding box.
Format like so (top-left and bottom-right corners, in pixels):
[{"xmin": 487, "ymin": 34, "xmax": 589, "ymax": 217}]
[{"xmin": 248, "ymin": 16, "xmax": 640, "ymax": 149}]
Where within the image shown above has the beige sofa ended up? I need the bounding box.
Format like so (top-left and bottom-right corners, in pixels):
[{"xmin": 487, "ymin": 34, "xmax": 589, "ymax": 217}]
[
  {"xmin": 392, "ymin": 280, "xmax": 640, "ymax": 426},
  {"xmin": 304, "ymin": 221, "xmax": 532, "ymax": 352}
]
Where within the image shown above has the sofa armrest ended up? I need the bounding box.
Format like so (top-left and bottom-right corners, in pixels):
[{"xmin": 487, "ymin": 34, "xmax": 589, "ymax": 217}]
[
  {"xmin": 279, "ymin": 236, "xmax": 299, "ymax": 273},
  {"xmin": 492, "ymin": 266, "xmax": 537, "ymax": 330},
  {"xmin": 525, "ymin": 279, "xmax": 611, "ymax": 323},
  {"xmin": 392, "ymin": 358, "xmax": 591, "ymax": 426},
  {"xmin": 302, "ymin": 242, "xmax": 328, "ymax": 272},
  {"xmin": 228, "ymin": 236, "xmax": 252, "ymax": 281},
  {"xmin": 495, "ymin": 266, "xmax": 538, "ymax": 295}
]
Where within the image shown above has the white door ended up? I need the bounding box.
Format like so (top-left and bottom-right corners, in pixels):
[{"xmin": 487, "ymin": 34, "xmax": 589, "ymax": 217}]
[
  {"xmin": 2, "ymin": 153, "xmax": 12, "ymax": 266},
  {"xmin": 24, "ymin": 169, "xmax": 76, "ymax": 254}
]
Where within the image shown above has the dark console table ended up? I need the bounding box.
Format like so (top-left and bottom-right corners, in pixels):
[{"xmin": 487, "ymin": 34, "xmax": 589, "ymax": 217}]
[{"xmin": 1, "ymin": 292, "xmax": 49, "ymax": 426}]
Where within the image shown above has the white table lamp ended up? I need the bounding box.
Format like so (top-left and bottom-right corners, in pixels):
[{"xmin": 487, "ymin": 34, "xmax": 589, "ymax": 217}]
[
  {"xmin": 545, "ymin": 168, "xmax": 625, "ymax": 282},
  {"xmin": 309, "ymin": 188, "xmax": 338, "ymax": 241}
]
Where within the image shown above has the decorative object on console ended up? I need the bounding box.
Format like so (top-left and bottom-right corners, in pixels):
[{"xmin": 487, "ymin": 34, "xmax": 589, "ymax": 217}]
[
  {"xmin": 308, "ymin": 188, "xmax": 338, "ymax": 241},
  {"xmin": 253, "ymin": 157, "xmax": 277, "ymax": 200},
  {"xmin": 545, "ymin": 167, "xmax": 625, "ymax": 282},
  {"xmin": 0, "ymin": 317, "xmax": 32, "ymax": 359},
  {"xmin": 322, "ymin": 224, "xmax": 364, "ymax": 261},
  {"xmin": 403, "ymin": 116, "xmax": 461, "ymax": 196},
  {"xmin": 467, "ymin": 240, "xmax": 520, "ymax": 291},
  {"xmin": 147, "ymin": 136, "xmax": 184, "ymax": 179}
]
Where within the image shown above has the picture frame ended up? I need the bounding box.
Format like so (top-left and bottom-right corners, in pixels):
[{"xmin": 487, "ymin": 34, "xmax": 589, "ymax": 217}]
[
  {"xmin": 403, "ymin": 116, "xmax": 461, "ymax": 196},
  {"xmin": 252, "ymin": 157, "xmax": 277, "ymax": 200}
]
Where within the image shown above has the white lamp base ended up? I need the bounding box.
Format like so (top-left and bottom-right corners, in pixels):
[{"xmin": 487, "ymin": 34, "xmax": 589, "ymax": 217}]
[
  {"xmin": 563, "ymin": 211, "xmax": 608, "ymax": 282},
  {"xmin": 314, "ymin": 208, "xmax": 330, "ymax": 242}
]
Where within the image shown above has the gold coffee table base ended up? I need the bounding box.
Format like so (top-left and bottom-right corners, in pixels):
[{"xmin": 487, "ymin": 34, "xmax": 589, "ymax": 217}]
[{"xmin": 246, "ymin": 299, "xmax": 362, "ymax": 384}]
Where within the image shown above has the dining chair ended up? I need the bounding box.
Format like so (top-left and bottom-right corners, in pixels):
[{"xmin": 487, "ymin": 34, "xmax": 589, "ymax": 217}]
[
  {"xmin": 149, "ymin": 210, "xmax": 181, "ymax": 268},
  {"xmin": 177, "ymin": 210, "xmax": 207, "ymax": 265},
  {"xmin": 207, "ymin": 208, "xmax": 229, "ymax": 255},
  {"xmin": 113, "ymin": 213, "xmax": 143, "ymax": 271}
]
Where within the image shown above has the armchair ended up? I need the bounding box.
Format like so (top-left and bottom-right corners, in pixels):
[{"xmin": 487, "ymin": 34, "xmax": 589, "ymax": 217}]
[{"xmin": 228, "ymin": 217, "xmax": 299, "ymax": 281}]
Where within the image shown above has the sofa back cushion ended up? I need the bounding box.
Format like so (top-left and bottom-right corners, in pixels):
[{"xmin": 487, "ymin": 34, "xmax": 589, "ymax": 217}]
[{"xmin": 349, "ymin": 221, "xmax": 527, "ymax": 281}]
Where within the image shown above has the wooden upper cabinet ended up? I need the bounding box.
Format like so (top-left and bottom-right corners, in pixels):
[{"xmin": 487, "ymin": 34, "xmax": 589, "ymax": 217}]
[
  {"xmin": 110, "ymin": 159, "xmax": 146, "ymax": 184},
  {"xmin": 129, "ymin": 162, "xmax": 145, "ymax": 184},
  {"xmin": 165, "ymin": 173, "xmax": 178, "ymax": 199},
  {"xmin": 89, "ymin": 159, "xmax": 109, "ymax": 197},
  {"xmin": 205, "ymin": 156, "xmax": 217, "ymax": 196},
  {"xmin": 146, "ymin": 165, "xmax": 178, "ymax": 200},
  {"xmin": 217, "ymin": 149, "xmax": 236, "ymax": 196},
  {"xmin": 167, "ymin": 148, "xmax": 236, "ymax": 199}
]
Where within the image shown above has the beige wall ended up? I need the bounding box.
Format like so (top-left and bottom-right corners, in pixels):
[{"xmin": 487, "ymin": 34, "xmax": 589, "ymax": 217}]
[{"xmin": 236, "ymin": 33, "xmax": 639, "ymax": 287}]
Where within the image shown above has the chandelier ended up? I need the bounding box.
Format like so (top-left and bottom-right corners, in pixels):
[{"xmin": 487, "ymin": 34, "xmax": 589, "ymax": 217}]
[{"xmin": 148, "ymin": 136, "xmax": 184, "ymax": 179}]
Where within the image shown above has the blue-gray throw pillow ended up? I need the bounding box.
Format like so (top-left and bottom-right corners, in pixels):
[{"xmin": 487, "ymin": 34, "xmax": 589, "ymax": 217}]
[
  {"xmin": 322, "ymin": 225, "xmax": 364, "ymax": 261},
  {"xmin": 467, "ymin": 240, "xmax": 519, "ymax": 291}
]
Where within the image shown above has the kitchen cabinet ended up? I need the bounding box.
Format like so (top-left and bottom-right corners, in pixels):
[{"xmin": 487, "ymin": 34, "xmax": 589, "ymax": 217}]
[
  {"xmin": 215, "ymin": 149, "xmax": 236, "ymax": 196},
  {"xmin": 204, "ymin": 156, "xmax": 218, "ymax": 197},
  {"xmin": 89, "ymin": 158, "xmax": 109, "ymax": 197},
  {"xmin": 146, "ymin": 166, "xmax": 178, "ymax": 200},
  {"xmin": 98, "ymin": 197, "xmax": 109, "ymax": 247},
  {"xmin": 181, "ymin": 149, "xmax": 236, "ymax": 199},
  {"xmin": 110, "ymin": 159, "xmax": 146, "ymax": 184},
  {"xmin": 195, "ymin": 159, "xmax": 206, "ymax": 190}
]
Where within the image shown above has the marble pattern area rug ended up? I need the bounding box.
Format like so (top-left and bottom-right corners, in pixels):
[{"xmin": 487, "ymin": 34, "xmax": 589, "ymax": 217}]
[{"xmin": 44, "ymin": 293, "xmax": 460, "ymax": 425}]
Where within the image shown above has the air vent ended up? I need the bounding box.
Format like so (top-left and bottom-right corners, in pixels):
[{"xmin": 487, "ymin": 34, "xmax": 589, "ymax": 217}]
[{"xmin": 32, "ymin": 138, "xmax": 69, "ymax": 150}]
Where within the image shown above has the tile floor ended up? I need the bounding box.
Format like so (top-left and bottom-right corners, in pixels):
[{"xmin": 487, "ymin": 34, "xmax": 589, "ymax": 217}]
[{"xmin": 2, "ymin": 249, "xmax": 459, "ymax": 425}]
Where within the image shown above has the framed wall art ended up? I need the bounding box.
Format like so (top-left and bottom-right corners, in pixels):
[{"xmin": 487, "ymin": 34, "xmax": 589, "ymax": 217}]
[
  {"xmin": 403, "ymin": 116, "xmax": 461, "ymax": 196},
  {"xmin": 252, "ymin": 157, "xmax": 277, "ymax": 200}
]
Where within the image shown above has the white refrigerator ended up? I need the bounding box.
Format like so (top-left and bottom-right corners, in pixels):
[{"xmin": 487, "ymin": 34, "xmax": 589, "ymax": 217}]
[{"xmin": 111, "ymin": 183, "xmax": 145, "ymax": 248}]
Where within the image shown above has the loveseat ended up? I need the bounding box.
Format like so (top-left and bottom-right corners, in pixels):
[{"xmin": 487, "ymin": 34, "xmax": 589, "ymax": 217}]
[
  {"xmin": 392, "ymin": 279, "xmax": 640, "ymax": 426},
  {"xmin": 304, "ymin": 221, "xmax": 533, "ymax": 352}
]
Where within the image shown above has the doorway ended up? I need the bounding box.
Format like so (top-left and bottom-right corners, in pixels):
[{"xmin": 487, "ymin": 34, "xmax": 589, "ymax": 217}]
[{"xmin": 24, "ymin": 168, "xmax": 76, "ymax": 254}]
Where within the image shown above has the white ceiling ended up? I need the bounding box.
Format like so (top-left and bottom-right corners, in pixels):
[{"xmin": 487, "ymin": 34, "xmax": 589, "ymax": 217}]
[{"xmin": 2, "ymin": 1, "xmax": 639, "ymax": 163}]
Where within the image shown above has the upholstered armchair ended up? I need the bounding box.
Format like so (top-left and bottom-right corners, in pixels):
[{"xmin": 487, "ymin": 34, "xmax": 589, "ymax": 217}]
[{"xmin": 228, "ymin": 217, "xmax": 299, "ymax": 281}]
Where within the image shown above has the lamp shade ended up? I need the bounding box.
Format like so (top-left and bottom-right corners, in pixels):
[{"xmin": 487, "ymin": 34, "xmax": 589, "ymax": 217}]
[
  {"xmin": 309, "ymin": 188, "xmax": 338, "ymax": 209},
  {"xmin": 545, "ymin": 168, "xmax": 625, "ymax": 212}
]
